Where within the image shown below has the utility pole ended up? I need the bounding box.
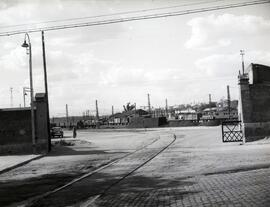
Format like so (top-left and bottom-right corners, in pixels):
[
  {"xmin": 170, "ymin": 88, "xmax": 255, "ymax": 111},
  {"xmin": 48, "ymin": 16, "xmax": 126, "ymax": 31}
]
[
  {"xmin": 227, "ymin": 85, "xmax": 231, "ymax": 119},
  {"xmin": 112, "ymin": 105, "xmax": 114, "ymax": 115},
  {"xmin": 95, "ymin": 100, "xmax": 99, "ymax": 120},
  {"xmin": 165, "ymin": 98, "xmax": 168, "ymax": 117},
  {"xmin": 209, "ymin": 94, "xmax": 212, "ymax": 116},
  {"xmin": 23, "ymin": 88, "xmax": 26, "ymax": 107},
  {"xmin": 66, "ymin": 104, "xmax": 69, "ymax": 127},
  {"xmin": 147, "ymin": 93, "xmax": 151, "ymax": 115},
  {"xmin": 95, "ymin": 100, "xmax": 99, "ymax": 129},
  {"xmin": 10, "ymin": 87, "xmax": 13, "ymax": 108},
  {"xmin": 240, "ymin": 50, "xmax": 245, "ymax": 75},
  {"xmin": 41, "ymin": 31, "xmax": 51, "ymax": 150}
]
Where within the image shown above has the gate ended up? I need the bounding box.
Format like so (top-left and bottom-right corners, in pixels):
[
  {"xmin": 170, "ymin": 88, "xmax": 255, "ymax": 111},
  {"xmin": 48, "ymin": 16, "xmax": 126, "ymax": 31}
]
[{"xmin": 221, "ymin": 120, "xmax": 243, "ymax": 142}]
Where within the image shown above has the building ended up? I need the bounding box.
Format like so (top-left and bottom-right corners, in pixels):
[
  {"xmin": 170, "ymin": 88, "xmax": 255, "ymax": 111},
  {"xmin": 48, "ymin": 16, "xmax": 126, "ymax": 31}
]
[
  {"xmin": 177, "ymin": 108, "xmax": 198, "ymax": 121},
  {"xmin": 108, "ymin": 109, "xmax": 149, "ymax": 125}
]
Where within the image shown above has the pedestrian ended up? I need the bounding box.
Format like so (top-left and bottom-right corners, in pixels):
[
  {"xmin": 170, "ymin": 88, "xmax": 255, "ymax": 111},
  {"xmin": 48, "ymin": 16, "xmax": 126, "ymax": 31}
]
[{"xmin": 73, "ymin": 126, "xmax": 77, "ymax": 138}]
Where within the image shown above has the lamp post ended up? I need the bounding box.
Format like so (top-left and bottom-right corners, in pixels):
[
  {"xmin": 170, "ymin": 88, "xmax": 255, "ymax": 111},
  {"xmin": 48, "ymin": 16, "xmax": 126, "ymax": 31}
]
[{"xmin": 22, "ymin": 33, "xmax": 36, "ymax": 154}]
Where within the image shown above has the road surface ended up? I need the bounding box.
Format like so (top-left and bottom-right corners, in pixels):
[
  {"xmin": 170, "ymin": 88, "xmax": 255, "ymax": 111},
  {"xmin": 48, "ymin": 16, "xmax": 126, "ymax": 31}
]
[{"xmin": 1, "ymin": 127, "xmax": 270, "ymax": 206}]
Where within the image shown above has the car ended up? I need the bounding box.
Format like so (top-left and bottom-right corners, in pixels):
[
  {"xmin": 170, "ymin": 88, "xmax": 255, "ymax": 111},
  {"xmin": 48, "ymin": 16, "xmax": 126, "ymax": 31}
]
[{"xmin": 50, "ymin": 127, "xmax": 64, "ymax": 138}]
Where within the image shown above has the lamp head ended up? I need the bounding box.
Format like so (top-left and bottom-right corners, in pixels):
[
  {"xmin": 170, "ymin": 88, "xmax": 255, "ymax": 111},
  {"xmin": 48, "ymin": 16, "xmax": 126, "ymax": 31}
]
[{"xmin": 21, "ymin": 40, "xmax": 29, "ymax": 48}]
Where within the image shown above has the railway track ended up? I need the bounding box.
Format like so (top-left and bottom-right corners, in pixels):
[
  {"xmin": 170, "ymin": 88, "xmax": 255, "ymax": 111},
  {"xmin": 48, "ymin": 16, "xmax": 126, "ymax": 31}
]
[
  {"xmin": 18, "ymin": 134, "xmax": 176, "ymax": 207},
  {"xmin": 81, "ymin": 134, "xmax": 177, "ymax": 207}
]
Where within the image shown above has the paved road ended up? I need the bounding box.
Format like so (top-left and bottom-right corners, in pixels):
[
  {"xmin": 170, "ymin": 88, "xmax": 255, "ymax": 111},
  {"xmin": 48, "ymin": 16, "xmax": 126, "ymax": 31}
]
[
  {"xmin": 84, "ymin": 127, "xmax": 270, "ymax": 207},
  {"xmin": 27, "ymin": 133, "xmax": 175, "ymax": 206},
  {"xmin": 1, "ymin": 127, "xmax": 270, "ymax": 206}
]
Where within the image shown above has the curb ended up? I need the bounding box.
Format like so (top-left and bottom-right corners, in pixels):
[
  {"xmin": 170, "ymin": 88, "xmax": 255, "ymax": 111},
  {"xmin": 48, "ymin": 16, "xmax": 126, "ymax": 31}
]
[{"xmin": 0, "ymin": 154, "xmax": 45, "ymax": 175}]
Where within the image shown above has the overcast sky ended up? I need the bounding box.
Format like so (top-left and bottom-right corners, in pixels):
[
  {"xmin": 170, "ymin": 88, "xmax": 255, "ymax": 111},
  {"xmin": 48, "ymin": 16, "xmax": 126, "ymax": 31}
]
[{"xmin": 0, "ymin": 0, "xmax": 270, "ymax": 116}]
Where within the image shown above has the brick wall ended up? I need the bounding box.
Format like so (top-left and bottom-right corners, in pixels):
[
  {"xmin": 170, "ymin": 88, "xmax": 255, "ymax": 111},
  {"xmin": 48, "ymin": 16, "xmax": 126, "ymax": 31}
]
[
  {"xmin": 0, "ymin": 108, "xmax": 33, "ymax": 154},
  {"xmin": 0, "ymin": 93, "xmax": 50, "ymax": 154},
  {"xmin": 249, "ymin": 84, "xmax": 270, "ymax": 122},
  {"xmin": 239, "ymin": 64, "xmax": 270, "ymax": 141},
  {"xmin": 128, "ymin": 117, "xmax": 160, "ymax": 128}
]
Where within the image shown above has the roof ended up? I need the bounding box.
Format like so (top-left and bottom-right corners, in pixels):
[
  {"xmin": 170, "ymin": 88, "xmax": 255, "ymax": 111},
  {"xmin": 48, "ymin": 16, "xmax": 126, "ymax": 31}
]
[
  {"xmin": 178, "ymin": 108, "xmax": 196, "ymax": 113},
  {"xmin": 0, "ymin": 107, "xmax": 31, "ymax": 111},
  {"xmin": 217, "ymin": 106, "xmax": 238, "ymax": 112},
  {"xmin": 109, "ymin": 109, "xmax": 148, "ymax": 118},
  {"xmin": 203, "ymin": 107, "xmax": 217, "ymax": 112}
]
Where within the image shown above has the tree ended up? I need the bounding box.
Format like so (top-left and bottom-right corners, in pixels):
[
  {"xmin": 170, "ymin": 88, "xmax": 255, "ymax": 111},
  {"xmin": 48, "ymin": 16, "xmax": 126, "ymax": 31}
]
[{"xmin": 123, "ymin": 102, "xmax": 135, "ymax": 112}]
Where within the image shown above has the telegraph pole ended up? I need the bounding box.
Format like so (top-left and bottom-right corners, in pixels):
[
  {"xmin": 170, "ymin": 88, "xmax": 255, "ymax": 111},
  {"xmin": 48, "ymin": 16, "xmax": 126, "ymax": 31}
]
[
  {"xmin": 95, "ymin": 100, "xmax": 99, "ymax": 120},
  {"xmin": 95, "ymin": 100, "xmax": 99, "ymax": 129},
  {"xmin": 227, "ymin": 85, "xmax": 231, "ymax": 119},
  {"xmin": 240, "ymin": 50, "xmax": 245, "ymax": 75},
  {"xmin": 165, "ymin": 98, "xmax": 168, "ymax": 117},
  {"xmin": 209, "ymin": 94, "xmax": 212, "ymax": 114},
  {"xmin": 23, "ymin": 88, "xmax": 26, "ymax": 107},
  {"xmin": 66, "ymin": 104, "xmax": 69, "ymax": 127},
  {"xmin": 41, "ymin": 31, "xmax": 51, "ymax": 150},
  {"xmin": 10, "ymin": 87, "xmax": 13, "ymax": 108},
  {"xmin": 112, "ymin": 105, "xmax": 114, "ymax": 115}
]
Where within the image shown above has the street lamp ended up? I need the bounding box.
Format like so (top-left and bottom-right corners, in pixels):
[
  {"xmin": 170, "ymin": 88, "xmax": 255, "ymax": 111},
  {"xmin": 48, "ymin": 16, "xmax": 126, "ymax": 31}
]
[{"xmin": 22, "ymin": 33, "xmax": 36, "ymax": 154}]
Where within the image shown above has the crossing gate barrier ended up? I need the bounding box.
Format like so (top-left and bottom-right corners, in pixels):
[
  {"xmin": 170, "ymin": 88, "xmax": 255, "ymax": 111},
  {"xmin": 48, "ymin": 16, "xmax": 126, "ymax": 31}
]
[{"xmin": 221, "ymin": 120, "xmax": 243, "ymax": 142}]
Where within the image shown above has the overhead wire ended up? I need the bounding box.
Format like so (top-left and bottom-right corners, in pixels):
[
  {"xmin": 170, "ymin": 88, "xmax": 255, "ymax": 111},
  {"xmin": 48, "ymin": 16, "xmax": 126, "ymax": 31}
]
[
  {"xmin": 0, "ymin": 0, "xmax": 225, "ymax": 30},
  {"xmin": 0, "ymin": 0, "xmax": 269, "ymax": 36},
  {"xmin": 48, "ymin": 76, "xmax": 238, "ymax": 88}
]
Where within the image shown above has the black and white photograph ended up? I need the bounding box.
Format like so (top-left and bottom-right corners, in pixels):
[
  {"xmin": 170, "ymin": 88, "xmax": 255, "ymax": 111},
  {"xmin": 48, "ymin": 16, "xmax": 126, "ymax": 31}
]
[{"xmin": 0, "ymin": 0, "xmax": 270, "ymax": 206}]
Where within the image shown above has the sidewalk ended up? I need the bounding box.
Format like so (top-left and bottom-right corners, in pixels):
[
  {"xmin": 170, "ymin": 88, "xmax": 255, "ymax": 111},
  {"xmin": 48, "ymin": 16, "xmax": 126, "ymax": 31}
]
[
  {"xmin": 0, "ymin": 130, "xmax": 75, "ymax": 175},
  {"xmin": 0, "ymin": 154, "xmax": 43, "ymax": 174}
]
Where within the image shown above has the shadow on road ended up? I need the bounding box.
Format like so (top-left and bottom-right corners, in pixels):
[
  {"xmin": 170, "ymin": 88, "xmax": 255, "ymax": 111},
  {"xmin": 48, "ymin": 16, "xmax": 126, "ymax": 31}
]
[
  {"xmin": 28, "ymin": 172, "xmax": 197, "ymax": 207},
  {"xmin": 48, "ymin": 140, "xmax": 125, "ymax": 157}
]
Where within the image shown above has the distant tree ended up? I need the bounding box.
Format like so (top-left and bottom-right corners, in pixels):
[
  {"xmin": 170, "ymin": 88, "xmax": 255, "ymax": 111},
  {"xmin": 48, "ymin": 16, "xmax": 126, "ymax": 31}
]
[{"xmin": 123, "ymin": 102, "xmax": 136, "ymax": 112}]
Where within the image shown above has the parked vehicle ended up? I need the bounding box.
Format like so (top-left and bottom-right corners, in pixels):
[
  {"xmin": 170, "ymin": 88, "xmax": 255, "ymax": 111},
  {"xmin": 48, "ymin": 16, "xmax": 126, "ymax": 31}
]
[{"xmin": 51, "ymin": 127, "xmax": 64, "ymax": 138}]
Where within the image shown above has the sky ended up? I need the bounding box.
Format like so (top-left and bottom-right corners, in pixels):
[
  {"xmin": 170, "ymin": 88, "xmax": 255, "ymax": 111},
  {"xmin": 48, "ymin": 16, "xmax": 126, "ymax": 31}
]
[{"xmin": 0, "ymin": 0, "xmax": 270, "ymax": 116}]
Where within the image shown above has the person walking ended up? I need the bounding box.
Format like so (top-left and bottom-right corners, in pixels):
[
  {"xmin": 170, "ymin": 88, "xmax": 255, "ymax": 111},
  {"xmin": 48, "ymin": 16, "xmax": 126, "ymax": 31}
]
[{"xmin": 73, "ymin": 126, "xmax": 77, "ymax": 138}]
